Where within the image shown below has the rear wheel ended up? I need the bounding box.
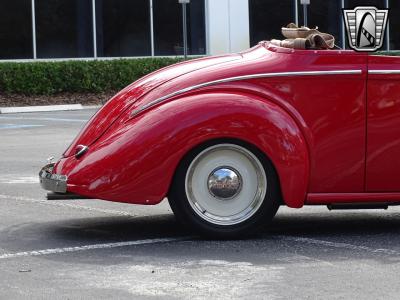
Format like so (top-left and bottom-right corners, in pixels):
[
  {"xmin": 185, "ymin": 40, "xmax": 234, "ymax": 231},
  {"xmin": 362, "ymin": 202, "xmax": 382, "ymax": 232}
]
[{"xmin": 168, "ymin": 140, "xmax": 280, "ymax": 238}]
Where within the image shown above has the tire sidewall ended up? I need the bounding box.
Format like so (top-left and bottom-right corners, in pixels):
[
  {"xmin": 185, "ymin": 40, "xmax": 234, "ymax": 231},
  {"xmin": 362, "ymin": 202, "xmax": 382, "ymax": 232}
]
[{"xmin": 169, "ymin": 139, "xmax": 280, "ymax": 238}]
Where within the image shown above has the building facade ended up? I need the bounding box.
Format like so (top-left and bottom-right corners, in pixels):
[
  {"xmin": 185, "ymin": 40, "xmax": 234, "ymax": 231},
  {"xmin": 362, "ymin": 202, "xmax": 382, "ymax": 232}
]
[{"xmin": 0, "ymin": 0, "xmax": 398, "ymax": 60}]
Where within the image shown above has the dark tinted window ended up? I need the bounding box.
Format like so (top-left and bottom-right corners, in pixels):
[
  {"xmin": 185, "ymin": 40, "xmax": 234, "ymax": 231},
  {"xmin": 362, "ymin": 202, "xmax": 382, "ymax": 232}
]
[
  {"xmin": 96, "ymin": 0, "xmax": 151, "ymax": 57},
  {"xmin": 389, "ymin": 0, "xmax": 400, "ymax": 50},
  {"xmin": 187, "ymin": 0, "xmax": 206, "ymax": 55},
  {"xmin": 298, "ymin": 0, "xmax": 342, "ymax": 48},
  {"xmin": 0, "ymin": 0, "xmax": 32, "ymax": 59},
  {"xmin": 36, "ymin": 0, "xmax": 94, "ymax": 58},
  {"xmin": 249, "ymin": 0, "xmax": 295, "ymax": 46},
  {"xmin": 345, "ymin": 0, "xmax": 385, "ymax": 7},
  {"xmin": 153, "ymin": 0, "xmax": 206, "ymax": 55}
]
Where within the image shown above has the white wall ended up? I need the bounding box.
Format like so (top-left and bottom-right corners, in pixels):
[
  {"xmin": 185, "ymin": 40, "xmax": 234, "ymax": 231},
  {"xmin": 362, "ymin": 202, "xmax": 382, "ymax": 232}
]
[{"xmin": 205, "ymin": 0, "xmax": 250, "ymax": 55}]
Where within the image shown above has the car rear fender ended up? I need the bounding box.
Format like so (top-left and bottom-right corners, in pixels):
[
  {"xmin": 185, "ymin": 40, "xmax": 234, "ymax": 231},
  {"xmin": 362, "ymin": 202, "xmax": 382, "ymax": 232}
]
[
  {"xmin": 154, "ymin": 92, "xmax": 310, "ymax": 208},
  {"xmin": 60, "ymin": 92, "xmax": 309, "ymax": 208}
]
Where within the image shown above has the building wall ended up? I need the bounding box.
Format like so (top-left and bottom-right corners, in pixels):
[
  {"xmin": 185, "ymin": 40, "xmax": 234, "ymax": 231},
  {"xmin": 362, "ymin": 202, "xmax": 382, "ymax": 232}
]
[
  {"xmin": 0, "ymin": 0, "xmax": 399, "ymax": 60},
  {"xmin": 205, "ymin": 0, "xmax": 250, "ymax": 55}
]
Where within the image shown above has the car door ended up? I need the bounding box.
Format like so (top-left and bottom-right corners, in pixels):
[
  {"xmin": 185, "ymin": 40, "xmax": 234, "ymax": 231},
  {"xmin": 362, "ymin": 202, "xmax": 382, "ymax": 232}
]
[{"xmin": 366, "ymin": 54, "xmax": 400, "ymax": 191}]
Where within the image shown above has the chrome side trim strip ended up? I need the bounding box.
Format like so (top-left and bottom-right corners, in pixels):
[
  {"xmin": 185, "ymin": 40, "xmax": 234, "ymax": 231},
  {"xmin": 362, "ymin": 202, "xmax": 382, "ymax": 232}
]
[
  {"xmin": 132, "ymin": 70, "xmax": 362, "ymax": 117},
  {"xmin": 368, "ymin": 70, "xmax": 400, "ymax": 75}
]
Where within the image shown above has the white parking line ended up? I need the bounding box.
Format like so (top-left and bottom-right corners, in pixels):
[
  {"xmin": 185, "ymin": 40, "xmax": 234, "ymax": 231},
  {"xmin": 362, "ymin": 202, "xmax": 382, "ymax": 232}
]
[
  {"xmin": 0, "ymin": 116, "xmax": 87, "ymax": 123},
  {"xmin": 279, "ymin": 235, "xmax": 400, "ymax": 256},
  {"xmin": 0, "ymin": 124, "xmax": 45, "ymax": 130},
  {"xmin": 0, "ymin": 176, "xmax": 38, "ymax": 184},
  {"xmin": 0, "ymin": 237, "xmax": 189, "ymax": 260},
  {"xmin": 0, "ymin": 194, "xmax": 138, "ymax": 217}
]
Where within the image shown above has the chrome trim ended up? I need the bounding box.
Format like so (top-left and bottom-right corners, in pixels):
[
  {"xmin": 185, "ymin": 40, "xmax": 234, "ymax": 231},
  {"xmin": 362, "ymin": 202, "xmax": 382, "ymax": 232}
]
[
  {"xmin": 207, "ymin": 167, "xmax": 242, "ymax": 200},
  {"xmin": 39, "ymin": 163, "xmax": 68, "ymax": 193},
  {"xmin": 368, "ymin": 70, "xmax": 400, "ymax": 75},
  {"xmin": 75, "ymin": 145, "xmax": 89, "ymax": 158},
  {"xmin": 131, "ymin": 70, "xmax": 362, "ymax": 117}
]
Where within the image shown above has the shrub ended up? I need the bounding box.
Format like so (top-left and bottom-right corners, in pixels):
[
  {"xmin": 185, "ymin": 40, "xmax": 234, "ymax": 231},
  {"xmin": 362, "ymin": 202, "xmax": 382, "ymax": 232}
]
[
  {"xmin": 375, "ymin": 51, "xmax": 400, "ymax": 56},
  {"xmin": 0, "ymin": 58, "xmax": 184, "ymax": 95}
]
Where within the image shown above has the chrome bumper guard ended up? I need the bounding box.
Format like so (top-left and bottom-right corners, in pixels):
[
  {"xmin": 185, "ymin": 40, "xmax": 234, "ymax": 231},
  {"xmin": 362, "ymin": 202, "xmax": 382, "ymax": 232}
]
[{"xmin": 39, "ymin": 163, "xmax": 68, "ymax": 193}]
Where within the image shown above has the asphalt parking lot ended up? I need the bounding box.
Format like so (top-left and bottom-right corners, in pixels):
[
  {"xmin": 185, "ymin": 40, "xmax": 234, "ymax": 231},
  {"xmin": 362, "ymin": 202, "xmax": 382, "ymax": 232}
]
[{"xmin": 1, "ymin": 108, "xmax": 400, "ymax": 299}]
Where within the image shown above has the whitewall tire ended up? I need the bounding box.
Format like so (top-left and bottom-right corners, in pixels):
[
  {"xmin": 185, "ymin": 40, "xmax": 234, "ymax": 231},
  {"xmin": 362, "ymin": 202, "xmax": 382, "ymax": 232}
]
[{"xmin": 169, "ymin": 140, "xmax": 280, "ymax": 238}]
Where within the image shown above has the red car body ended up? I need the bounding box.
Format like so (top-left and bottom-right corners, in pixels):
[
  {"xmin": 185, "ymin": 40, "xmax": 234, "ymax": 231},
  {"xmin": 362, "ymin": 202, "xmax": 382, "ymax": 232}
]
[{"xmin": 41, "ymin": 42, "xmax": 400, "ymax": 210}]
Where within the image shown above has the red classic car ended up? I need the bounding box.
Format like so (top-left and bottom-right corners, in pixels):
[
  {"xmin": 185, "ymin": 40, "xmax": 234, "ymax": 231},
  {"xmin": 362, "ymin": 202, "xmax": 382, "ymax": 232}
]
[{"xmin": 40, "ymin": 42, "xmax": 400, "ymax": 237}]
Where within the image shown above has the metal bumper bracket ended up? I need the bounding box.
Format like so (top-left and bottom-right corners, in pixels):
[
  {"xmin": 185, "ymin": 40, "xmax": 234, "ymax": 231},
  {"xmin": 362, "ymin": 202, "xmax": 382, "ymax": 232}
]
[{"xmin": 39, "ymin": 163, "xmax": 68, "ymax": 193}]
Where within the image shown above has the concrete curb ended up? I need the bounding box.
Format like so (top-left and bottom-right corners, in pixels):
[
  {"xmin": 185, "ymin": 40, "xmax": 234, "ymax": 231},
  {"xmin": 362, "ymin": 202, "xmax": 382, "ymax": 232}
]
[
  {"xmin": 0, "ymin": 104, "xmax": 84, "ymax": 114},
  {"xmin": 82, "ymin": 105, "xmax": 102, "ymax": 110}
]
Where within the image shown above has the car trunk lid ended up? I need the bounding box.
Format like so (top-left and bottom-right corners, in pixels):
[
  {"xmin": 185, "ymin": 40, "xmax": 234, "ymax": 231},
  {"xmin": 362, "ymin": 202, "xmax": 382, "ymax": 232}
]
[{"xmin": 63, "ymin": 54, "xmax": 242, "ymax": 157}]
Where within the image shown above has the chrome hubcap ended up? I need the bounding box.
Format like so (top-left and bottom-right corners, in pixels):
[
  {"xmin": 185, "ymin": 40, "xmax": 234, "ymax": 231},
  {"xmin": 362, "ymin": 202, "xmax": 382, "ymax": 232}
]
[
  {"xmin": 185, "ymin": 144, "xmax": 267, "ymax": 226},
  {"xmin": 207, "ymin": 167, "xmax": 242, "ymax": 200}
]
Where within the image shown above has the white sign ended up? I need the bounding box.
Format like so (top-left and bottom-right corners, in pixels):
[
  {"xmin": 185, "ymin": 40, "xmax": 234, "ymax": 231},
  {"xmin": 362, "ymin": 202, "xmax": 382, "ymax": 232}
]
[
  {"xmin": 179, "ymin": 0, "xmax": 190, "ymax": 3},
  {"xmin": 300, "ymin": 0, "xmax": 310, "ymax": 4}
]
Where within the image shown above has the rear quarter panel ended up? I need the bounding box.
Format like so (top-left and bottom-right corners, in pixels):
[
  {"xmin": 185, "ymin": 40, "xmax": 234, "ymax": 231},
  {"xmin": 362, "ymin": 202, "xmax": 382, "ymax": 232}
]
[
  {"xmin": 139, "ymin": 48, "xmax": 368, "ymax": 194},
  {"xmin": 55, "ymin": 45, "xmax": 368, "ymax": 208},
  {"xmin": 56, "ymin": 92, "xmax": 309, "ymax": 208}
]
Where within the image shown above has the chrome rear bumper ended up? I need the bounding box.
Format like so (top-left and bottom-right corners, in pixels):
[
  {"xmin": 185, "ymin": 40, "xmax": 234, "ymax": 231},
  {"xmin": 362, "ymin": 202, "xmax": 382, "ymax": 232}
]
[{"xmin": 39, "ymin": 163, "xmax": 68, "ymax": 193}]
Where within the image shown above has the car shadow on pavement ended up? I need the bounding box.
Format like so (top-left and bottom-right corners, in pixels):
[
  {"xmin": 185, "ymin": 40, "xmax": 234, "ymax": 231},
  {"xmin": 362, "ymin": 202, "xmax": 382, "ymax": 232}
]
[
  {"xmin": 33, "ymin": 210, "xmax": 400, "ymax": 245},
  {"xmin": 2, "ymin": 209, "xmax": 400, "ymax": 265},
  {"xmin": 270, "ymin": 210, "xmax": 400, "ymax": 236},
  {"xmin": 50, "ymin": 214, "xmax": 189, "ymax": 242}
]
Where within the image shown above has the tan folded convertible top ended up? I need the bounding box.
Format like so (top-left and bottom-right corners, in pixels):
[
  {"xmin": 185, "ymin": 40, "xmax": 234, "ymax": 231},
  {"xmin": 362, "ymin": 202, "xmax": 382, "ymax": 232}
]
[{"xmin": 270, "ymin": 23, "xmax": 335, "ymax": 50}]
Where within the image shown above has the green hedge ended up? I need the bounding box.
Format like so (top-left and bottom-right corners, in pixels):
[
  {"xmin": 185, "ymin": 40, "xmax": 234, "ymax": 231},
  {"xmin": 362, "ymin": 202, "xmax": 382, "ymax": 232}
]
[
  {"xmin": 0, "ymin": 58, "xmax": 184, "ymax": 95},
  {"xmin": 375, "ymin": 51, "xmax": 400, "ymax": 56},
  {"xmin": 1, "ymin": 51, "xmax": 399, "ymax": 95}
]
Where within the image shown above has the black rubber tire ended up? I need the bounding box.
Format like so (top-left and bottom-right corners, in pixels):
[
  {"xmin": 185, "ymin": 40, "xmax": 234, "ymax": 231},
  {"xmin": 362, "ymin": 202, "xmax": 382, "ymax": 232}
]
[{"xmin": 168, "ymin": 139, "xmax": 281, "ymax": 239}]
